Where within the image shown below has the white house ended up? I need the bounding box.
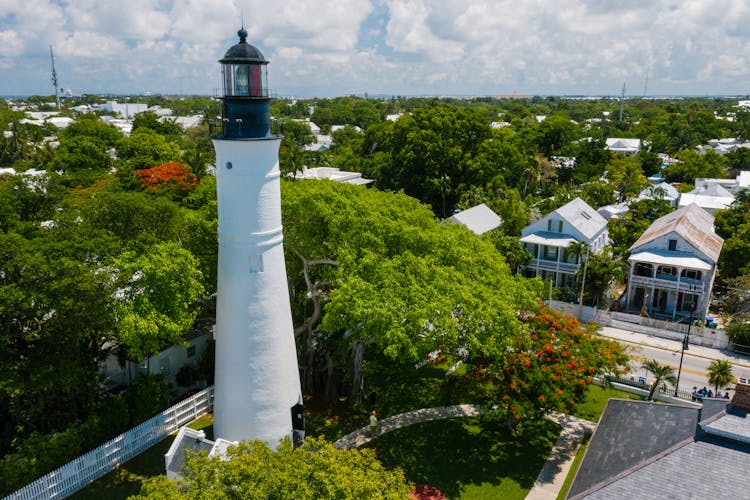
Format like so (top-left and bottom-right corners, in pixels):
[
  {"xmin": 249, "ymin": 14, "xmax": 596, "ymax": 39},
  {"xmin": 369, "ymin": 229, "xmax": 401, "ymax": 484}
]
[
  {"xmin": 625, "ymin": 203, "xmax": 723, "ymax": 320},
  {"xmin": 447, "ymin": 203, "xmax": 501, "ymax": 235},
  {"xmin": 294, "ymin": 166, "xmax": 373, "ymax": 185},
  {"xmin": 678, "ymin": 183, "xmax": 734, "ymax": 214},
  {"xmin": 637, "ymin": 182, "xmax": 680, "ymax": 207},
  {"xmin": 520, "ymin": 198, "xmax": 609, "ymax": 288},
  {"xmin": 605, "ymin": 138, "xmax": 641, "ymax": 156}
]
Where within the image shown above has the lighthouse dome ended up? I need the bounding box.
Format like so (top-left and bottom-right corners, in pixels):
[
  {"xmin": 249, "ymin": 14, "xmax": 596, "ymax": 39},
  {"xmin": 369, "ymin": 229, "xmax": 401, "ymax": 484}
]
[{"xmin": 220, "ymin": 28, "xmax": 268, "ymax": 64}]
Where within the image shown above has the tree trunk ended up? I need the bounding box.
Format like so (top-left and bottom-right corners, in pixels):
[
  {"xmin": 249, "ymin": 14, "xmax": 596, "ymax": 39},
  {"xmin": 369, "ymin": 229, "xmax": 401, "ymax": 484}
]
[
  {"xmin": 350, "ymin": 340, "xmax": 365, "ymax": 404},
  {"xmin": 324, "ymin": 355, "xmax": 337, "ymax": 402}
]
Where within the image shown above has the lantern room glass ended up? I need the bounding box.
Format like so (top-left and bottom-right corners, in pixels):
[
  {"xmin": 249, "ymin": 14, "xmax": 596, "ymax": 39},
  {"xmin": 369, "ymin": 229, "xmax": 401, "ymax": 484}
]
[{"xmin": 222, "ymin": 63, "xmax": 268, "ymax": 97}]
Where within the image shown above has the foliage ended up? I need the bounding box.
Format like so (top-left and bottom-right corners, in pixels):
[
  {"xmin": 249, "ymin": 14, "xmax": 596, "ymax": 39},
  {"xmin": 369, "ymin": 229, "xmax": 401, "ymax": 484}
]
[
  {"xmin": 112, "ymin": 242, "xmax": 204, "ymax": 360},
  {"xmin": 707, "ymin": 359, "xmax": 734, "ymax": 393},
  {"xmin": 465, "ymin": 307, "xmax": 628, "ymax": 426},
  {"xmin": 607, "ymin": 197, "xmax": 673, "ymax": 256},
  {"xmin": 726, "ymin": 320, "xmax": 750, "ymax": 348},
  {"xmin": 281, "ymin": 179, "xmax": 541, "ymax": 403},
  {"xmin": 135, "ymin": 437, "xmax": 412, "ymax": 499},
  {"xmin": 663, "ymin": 150, "xmax": 728, "ymax": 184},
  {"xmin": 714, "ymin": 190, "xmax": 750, "ymax": 278},
  {"xmin": 641, "ymin": 359, "xmax": 677, "ymax": 400},
  {"xmin": 134, "ymin": 161, "xmax": 199, "ymax": 198},
  {"xmin": 116, "ymin": 128, "xmax": 181, "ymax": 170}
]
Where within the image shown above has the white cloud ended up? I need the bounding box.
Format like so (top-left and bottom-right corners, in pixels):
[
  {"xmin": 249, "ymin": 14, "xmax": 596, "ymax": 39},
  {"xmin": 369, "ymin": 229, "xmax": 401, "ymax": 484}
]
[{"xmin": 1, "ymin": 0, "xmax": 750, "ymax": 96}]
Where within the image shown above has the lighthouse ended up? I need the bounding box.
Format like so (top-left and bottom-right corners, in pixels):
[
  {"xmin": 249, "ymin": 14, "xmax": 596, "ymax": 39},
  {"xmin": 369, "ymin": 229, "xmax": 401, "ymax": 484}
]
[{"xmin": 211, "ymin": 28, "xmax": 303, "ymax": 446}]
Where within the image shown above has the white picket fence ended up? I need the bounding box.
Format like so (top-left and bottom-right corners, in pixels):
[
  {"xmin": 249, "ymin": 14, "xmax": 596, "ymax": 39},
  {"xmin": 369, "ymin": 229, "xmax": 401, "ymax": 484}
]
[{"xmin": 6, "ymin": 386, "xmax": 214, "ymax": 500}]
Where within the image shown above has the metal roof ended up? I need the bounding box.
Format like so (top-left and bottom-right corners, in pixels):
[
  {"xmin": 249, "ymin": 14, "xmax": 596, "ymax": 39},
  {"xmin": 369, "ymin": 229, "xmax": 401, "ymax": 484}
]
[
  {"xmin": 628, "ymin": 250, "xmax": 712, "ymax": 271},
  {"xmin": 520, "ymin": 233, "xmax": 577, "ymax": 247},
  {"xmin": 629, "ymin": 203, "xmax": 724, "ymax": 264},
  {"xmin": 554, "ymin": 197, "xmax": 608, "ymax": 240},
  {"xmin": 448, "ymin": 203, "xmax": 501, "ymax": 235}
]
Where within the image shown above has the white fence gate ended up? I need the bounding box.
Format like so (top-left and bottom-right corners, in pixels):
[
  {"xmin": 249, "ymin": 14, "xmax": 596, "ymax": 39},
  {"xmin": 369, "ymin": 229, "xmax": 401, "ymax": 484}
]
[{"xmin": 6, "ymin": 387, "xmax": 214, "ymax": 500}]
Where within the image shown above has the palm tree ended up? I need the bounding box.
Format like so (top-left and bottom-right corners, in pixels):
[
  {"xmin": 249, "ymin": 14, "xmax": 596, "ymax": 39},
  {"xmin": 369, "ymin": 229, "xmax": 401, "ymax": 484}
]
[
  {"xmin": 707, "ymin": 359, "xmax": 734, "ymax": 395},
  {"xmin": 642, "ymin": 359, "xmax": 677, "ymax": 401}
]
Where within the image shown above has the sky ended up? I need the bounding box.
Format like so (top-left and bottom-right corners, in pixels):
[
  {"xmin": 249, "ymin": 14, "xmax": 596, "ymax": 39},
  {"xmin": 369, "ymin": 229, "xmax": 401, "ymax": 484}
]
[{"xmin": 1, "ymin": 0, "xmax": 750, "ymax": 98}]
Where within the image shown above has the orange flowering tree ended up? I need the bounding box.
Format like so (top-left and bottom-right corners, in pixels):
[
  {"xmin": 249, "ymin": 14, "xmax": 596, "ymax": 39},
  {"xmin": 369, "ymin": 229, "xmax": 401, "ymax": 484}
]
[
  {"xmin": 134, "ymin": 161, "xmax": 199, "ymax": 198},
  {"xmin": 466, "ymin": 305, "xmax": 628, "ymax": 429}
]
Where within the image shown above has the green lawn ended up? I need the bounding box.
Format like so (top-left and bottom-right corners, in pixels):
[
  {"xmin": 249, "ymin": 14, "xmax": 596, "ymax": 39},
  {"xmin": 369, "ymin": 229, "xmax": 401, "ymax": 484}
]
[
  {"xmin": 368, "ymin": 416, "xmax": 561, "ymax": 500},
  {"xmin": 69, "ymin": 414, "xmax": 214, "ymax": 500},
  {"xmin": 572, "ymin": 385, "xmax": 643, "ymax": 422}
]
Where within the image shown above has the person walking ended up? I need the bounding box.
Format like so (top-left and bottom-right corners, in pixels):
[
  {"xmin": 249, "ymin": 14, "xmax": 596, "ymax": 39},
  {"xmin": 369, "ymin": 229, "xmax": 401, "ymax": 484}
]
[{"xmin": 369, "ymin": 410, "xmax": 378, "ymax": 436}]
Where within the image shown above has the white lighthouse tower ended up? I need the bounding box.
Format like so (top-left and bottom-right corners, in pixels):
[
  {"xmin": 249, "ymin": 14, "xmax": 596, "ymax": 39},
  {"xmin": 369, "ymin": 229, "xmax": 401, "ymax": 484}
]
[{"xmin": 212, "ymin": 28, "xmax": 303, "ymax": 447}]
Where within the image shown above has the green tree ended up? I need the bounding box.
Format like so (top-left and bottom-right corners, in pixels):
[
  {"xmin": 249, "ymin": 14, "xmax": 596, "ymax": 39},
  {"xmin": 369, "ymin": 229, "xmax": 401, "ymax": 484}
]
[
  {"xmin": 465, "ymin": 307, "xmax": 628, "ymax": 428},
  {"xmin": 116, "ymin": 128, "xmax": 181, "ymax": 170},
  {"xmin": 707, "ymin": 359, "xmax": 734, "ymax": 394},
  {"xmin": 605, "ymin": 157, "xmax": 648, "ymax": 202},
  {"xmin": 135, "ymin": 437, "xmax": 412, "ymax": 499},
  {"xmin": 111, "ymin": 241, "xmax": 204, "ymax": 360},
  {"xmin": 664, "ymin": 150, "xmax": 728, "ymax": 184},
  {"xmin": 641, "ymin": 359, "xmax": 677, "ymax": 401}
]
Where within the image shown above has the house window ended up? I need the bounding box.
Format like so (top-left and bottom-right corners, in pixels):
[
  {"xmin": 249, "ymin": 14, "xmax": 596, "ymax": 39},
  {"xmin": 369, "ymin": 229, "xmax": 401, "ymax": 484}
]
[
  {"xmin": 681, "ymin": 269, "xmax": 702, "ymax": 281},
  {"xmin": 668, "ymin": 239, "xmax": 677, "ymax": 251},
  {"xmin": 544, "ymin": 246, "xmax": 558, "ymax": 260},
  {"xmin": 558, "ymin": 220, "xmax": 563, "ymax": 232},
  {"xmin": 657, "ymin": 265, "xmax": 676, "ymax": 277},
  {"xmin": 547, "ymin": 219, "xmax": 552, "ymax": 232},
  {"xmin": 187, "ymin": 345, "xmax": 196, "ymax": 358}
]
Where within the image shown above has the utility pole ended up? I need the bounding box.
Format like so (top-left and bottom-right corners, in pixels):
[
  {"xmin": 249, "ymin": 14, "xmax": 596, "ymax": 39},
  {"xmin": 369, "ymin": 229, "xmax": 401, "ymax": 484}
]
[
  {"xmin": 619, "ymin": 82, "xmax": 626, "ymax": 121},
  {"xmin": 674, "ymin": 301, "xmax": 697, "ymax": 396},
  {"xmin": 577, "ymin": 246, "xmax": 589, "ymax": 321}
]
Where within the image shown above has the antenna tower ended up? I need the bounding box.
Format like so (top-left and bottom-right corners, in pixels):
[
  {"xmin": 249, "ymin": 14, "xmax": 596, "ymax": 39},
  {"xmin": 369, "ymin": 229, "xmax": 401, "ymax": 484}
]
[
  {"xmin": 644, "ymin": 68, "xmax": 649, "ymax": 97},
  {"xmin": 619, "ymin": 82, "xmax": 625, "ymax": 121},
  {"xmin": 50, "ymin": 45, "xmax": 60, "ymax": 109}
]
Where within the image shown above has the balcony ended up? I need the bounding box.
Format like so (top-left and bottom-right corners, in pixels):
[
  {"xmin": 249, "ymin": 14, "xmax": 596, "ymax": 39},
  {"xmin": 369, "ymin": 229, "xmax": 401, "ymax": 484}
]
[
  {"xmin": 629, "ymin": 274, "xmax": 706, "ymax": 294},
  {"xmin": 529, "ymin": 259, "xmax": 579, "ymax": 274}
]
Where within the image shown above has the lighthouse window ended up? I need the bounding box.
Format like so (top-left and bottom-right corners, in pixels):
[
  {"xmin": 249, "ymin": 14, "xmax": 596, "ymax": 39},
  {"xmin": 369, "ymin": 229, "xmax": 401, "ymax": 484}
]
[
  {"xmin": 225, "ymin": 161, "xmax": 233, "ymax": 170},
  {"xmin": 234, "ymin": 65, "xmax": 249, "ymax": 96},
  {"xmin": 249, "ymin": 255, "xmax": 264, "ymax": 273}
]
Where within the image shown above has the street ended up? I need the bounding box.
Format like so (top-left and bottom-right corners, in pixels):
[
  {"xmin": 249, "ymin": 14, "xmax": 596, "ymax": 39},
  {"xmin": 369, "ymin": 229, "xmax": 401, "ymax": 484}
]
[{"xmin": 597, "ymin": 326, "xmax": 750, "ymax": 395}]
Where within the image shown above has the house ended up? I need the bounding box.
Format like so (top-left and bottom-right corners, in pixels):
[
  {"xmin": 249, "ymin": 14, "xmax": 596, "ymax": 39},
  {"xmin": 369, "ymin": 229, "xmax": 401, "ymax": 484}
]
[
  {"xmin": 520, "ymin": 198, "xmax": 608, "ymax": 288},
  {"xmin": 447, "ymin": 203, "xmax": 501, "ymax": 235},
  {"xmin": 625, "ymin": 203, "xmax": 723, "ymax": 320},
  {"xmin": 605, "ymin": 138, "xmax": 641, "ymax": 156},
  {"xmin": 678, "ymin": 183, "xmax": 734, "ymax": 214},
  {"xmin": 596, "ymin": 202, "xmax": 629, "ymax": 220},
  {"xmin": 294, "ymin": 166, "xmax": 373, "ymax": 185},
  {"xmin": 636, "ymin": 182, "xmax": 680, "ymax": 207},
  {"xmin": 566, "ymin": 385, "xmax": 750, "ymax": 499}
]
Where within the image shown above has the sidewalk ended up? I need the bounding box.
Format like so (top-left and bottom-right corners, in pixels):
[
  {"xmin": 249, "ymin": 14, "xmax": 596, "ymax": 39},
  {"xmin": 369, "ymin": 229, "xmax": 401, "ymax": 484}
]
[{"xmin": 597, "ymin": 326, "xmax": 750, "ymax": 370}]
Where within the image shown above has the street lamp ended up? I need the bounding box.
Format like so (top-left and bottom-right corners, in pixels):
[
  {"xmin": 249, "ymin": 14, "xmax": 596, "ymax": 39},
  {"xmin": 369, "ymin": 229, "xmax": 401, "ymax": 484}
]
[{"xmin": 674, "ymin": 300, "xmax": 697, "ymax": 396}]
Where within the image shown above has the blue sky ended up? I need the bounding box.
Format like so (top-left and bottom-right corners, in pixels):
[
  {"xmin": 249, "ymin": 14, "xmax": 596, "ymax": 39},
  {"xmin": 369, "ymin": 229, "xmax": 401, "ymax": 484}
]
[{"xmin": 1, "ymin": 0, "xmax": 750, "ymax": 98}]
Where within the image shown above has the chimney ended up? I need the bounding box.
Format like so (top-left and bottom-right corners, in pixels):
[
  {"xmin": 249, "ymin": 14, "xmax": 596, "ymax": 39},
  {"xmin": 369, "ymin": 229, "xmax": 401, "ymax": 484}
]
[{"xmin": 731, "ymin": 379, "xmax": 750, "ymax": 412}]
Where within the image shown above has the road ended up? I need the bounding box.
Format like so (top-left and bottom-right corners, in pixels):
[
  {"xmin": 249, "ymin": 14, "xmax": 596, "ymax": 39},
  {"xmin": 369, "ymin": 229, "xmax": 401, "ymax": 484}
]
[{"xmin": 597, "ymin": 326, "xmax": 750, "ymax": 395}]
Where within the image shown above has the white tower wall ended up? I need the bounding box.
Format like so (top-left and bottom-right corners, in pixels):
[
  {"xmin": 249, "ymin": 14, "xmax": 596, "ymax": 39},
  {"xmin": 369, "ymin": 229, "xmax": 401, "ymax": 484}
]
[{"xmin": 212, "ymin": 137, "xmax": 302, "ymax": 446}]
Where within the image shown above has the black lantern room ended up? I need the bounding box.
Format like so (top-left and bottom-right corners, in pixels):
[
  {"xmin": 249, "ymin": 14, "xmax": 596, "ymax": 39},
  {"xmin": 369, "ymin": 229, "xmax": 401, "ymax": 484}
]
[{"xmin": 218, "ymin": 28, "xmax": 272, "ymax": 138}]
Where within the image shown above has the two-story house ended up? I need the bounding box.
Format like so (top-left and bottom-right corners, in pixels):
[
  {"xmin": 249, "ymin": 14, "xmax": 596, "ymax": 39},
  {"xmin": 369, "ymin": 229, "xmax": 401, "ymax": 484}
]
[
  {"xmin": 520, "ymin": 198, "xmax": 609, "ymax": 288},
  {"xmin": 625, "ymin": 203, "xmax": 724, "ymax": 320}
]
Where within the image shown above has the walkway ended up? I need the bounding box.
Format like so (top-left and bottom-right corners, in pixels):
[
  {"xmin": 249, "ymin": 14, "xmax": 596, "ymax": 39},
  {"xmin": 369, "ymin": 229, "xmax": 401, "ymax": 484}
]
[{"xmin": 333, "ymin": 404, "xmax": 596, "ymax": 499}]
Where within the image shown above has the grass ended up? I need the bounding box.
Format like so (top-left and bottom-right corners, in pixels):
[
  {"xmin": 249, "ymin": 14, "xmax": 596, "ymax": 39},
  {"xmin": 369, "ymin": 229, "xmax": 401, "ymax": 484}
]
[
  {"xmin": 368, "ymin": 416, "xmax": 561, "ymax": 500},
  {"xmin": 556, "ymin": 436, "xmax": 589, "ymax": 500},
  {"xmin": 69, "ymin": 414, "xmax": 214, "ymax": 500},
  {"xmin": 572, "ymin": 385, "xmax": 644, "ymax": 422}
]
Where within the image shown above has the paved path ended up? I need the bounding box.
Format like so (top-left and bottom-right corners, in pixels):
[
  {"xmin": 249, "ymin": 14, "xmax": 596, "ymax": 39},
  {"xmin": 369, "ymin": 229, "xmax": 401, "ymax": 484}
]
[
  {"xmin": 525, "ymin": 412, "xmax": 596, "ymax": 500},
  {"xmin": 334, "ymin": 404, "xmax": 483, "ymax": 449},
  {"xmin": 333, "ymin": 405, "xmax": 596, "ymax": 499}
]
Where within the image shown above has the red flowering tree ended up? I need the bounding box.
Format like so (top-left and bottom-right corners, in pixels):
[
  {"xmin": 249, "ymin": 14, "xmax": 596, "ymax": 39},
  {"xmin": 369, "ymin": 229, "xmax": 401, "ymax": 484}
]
[
  {"xmin": 466, "ymin": 306, "xmax": 628, "ymax": 429},
  {"xmin": 134, "ymin": 161, "xmax": 199, "ymax": 198}
]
